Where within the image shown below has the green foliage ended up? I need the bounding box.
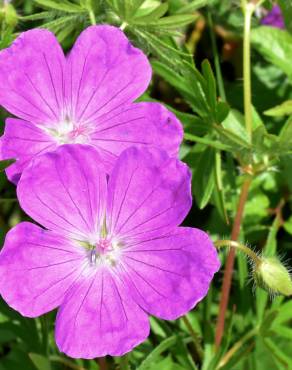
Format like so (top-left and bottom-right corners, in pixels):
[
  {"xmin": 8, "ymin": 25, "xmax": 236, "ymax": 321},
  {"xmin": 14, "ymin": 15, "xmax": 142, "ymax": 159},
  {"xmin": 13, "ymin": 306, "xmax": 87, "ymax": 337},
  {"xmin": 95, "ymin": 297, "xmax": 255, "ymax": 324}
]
[
  {"xmin": 0, "ymin": 1, "xmax": 292, "ymax": 370},
  {"xmin": 251, "ymin": 26, "xmax": 292, "ymax": 82},
  {"xmin": 0, "ymin": 159, "xmax": 15, "ymax": 172}
]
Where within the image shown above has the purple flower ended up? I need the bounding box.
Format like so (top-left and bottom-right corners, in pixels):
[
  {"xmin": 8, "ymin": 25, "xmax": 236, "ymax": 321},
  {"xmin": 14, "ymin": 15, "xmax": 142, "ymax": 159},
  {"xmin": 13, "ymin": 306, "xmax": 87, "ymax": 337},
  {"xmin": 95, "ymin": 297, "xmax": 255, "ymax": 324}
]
[
  {"xmin": 0, "ymin": 25, "xmax": 182, "ymax": 183},
  {"xmin": 0, "ymin": 145, "xmax": 219, "ymax": 358},
  {"xmin": 261, "ymin": 5, "xmax": 285, "ymax": 29}
]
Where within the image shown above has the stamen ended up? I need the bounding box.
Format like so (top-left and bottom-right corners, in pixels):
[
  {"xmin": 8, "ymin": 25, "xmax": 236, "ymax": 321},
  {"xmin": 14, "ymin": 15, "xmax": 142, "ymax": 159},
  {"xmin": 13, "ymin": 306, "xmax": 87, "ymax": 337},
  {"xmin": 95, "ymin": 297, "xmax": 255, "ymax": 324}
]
[{"xmin": 90, "ymin": 249, "xmax": 97, "ymax": 264}]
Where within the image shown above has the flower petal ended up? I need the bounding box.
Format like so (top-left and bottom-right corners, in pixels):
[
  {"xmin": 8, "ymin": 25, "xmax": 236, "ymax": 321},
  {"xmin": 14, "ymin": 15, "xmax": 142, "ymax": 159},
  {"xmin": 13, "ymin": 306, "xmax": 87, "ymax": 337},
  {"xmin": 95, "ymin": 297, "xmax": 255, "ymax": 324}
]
[
  {"xmin": 106, "ymin": 147, "xmax": 192, "ymax": 239},
  {"xmin": 55, "ymin": 267, "xmax": 149, "ymax": 358},
  {"xmin": 17, "ymin": 145, "xmax": 108, "ymax": 239},
  {"xmin": 90, "ymin": 102, "xmax": 183, "ymax": 161},
  {"xmin": 0, "ymin": 29, "xmax": 65, "ymax": 125},
  {"xmin": 66, "ymin": 25, "xmax": 151, "ymax": 124},
  {"xmin": 0, "ymin": 118, "xmax": 57, "ymax": 184},
  {"xmin": 0, "ymin": 222, "xmax": 86, "ymax": 317},
  {"xmin": 120, "ymin": 227, "xmax": 220, "ymax": 320}
]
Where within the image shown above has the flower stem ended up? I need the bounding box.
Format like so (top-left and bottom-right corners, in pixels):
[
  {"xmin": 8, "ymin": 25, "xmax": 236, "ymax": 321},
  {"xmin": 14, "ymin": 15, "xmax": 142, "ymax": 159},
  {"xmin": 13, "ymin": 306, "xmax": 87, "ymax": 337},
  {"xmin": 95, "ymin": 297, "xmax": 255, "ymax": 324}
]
[
  {"xmin": 120, "ymin": 22, "xmax": 128, "ymax": 31},
  {"xmin": 97, "ymin": 357, "xmax": 108, "ymax": 370},
  {"xmin": 86, "ymin": 0, "xmax": 96, "ymax": 25},
  {"xmin": 88, "ymin": 9, "xmax": 96, "ymax": 25},
  {"xmin": 182, "ymin": 316, "xmax": 204, "ymax": 362},
  {"xmin": 242, "ymin": 1, "xmax": 255, "ymax": 140},
  {"xmin": 215, "ymin": 176, "xmax": 252, "ymax": 348},
  {"xmin": 40, "ymin": 315, "xmax": 49, "ymax": 356},
  {"xmin": 215, "ymin": 240, "xmax": 261, "ymax": 267}
]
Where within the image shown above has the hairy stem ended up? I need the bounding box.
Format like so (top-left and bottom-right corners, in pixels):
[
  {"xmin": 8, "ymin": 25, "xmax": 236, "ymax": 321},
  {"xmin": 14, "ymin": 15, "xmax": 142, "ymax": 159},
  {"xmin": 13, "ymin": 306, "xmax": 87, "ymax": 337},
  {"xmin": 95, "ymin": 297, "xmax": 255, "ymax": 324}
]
[
  {"xmin": 215, "ymin": 176, "xmax": 252, "ymax": 347},
  {"xmin": 215, "ymin": 240, "xmax": 261, "ymax": 267}
]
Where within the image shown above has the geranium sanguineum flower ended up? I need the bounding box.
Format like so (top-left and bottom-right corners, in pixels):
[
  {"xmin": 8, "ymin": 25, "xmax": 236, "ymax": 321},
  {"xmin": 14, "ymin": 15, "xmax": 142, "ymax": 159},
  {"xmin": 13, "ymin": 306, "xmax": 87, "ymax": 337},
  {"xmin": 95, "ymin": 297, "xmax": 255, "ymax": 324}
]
[
  {"xmin": 0, "ymin": 145, "xmax": 219, "ymax": 358},
  {"xmin": 0, "ymin": 25, "xmax": 182, "ymax": 183},
  {"xmin": 261, "ymin": 5, "xmax": 285, "ymax": 29}
]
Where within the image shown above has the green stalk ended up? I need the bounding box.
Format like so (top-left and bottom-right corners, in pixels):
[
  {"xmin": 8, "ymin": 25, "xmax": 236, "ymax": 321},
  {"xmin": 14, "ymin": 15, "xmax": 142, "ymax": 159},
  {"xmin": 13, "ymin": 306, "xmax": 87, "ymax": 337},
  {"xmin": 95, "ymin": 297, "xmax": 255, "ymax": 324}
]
[
  {"xmin": 120, "ymin": 22, "xmax": 128, "ymax": 31},
  {"xmin": 88, "ymin": 9, "xmax": 96, "ymax": 25},
  {"xmin": 207, "ymin": 11, "xmax": 226, "ymax": 101},
  {"xmin": 40, "ymin": 315, "xmax": 49, "ymax": 356},
  {"xmin": 242, "ymin": 1, "xmax": 255, "ymax": 141},
  {"xmin": 215, "ymin": 240, "xmax": 261, "ymax": 267},
  {"xmin": 86, "ymin": 0, "xmax": 96, "ymax": 25},
  {"xmin": 182, "ymin": 316, "xmax": 203, "ymax": 362}
]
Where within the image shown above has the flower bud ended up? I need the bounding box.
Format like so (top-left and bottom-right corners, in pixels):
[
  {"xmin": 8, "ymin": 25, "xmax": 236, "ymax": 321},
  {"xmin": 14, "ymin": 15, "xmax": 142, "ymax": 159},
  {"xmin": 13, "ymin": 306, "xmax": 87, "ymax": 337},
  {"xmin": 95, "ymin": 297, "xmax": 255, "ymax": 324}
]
[
  {"xmin": 5, "ymin": 4, "xmax": 17, "ymax": 28},
  {"xmin": 0, "ymin": 3, "xmax": 17, "ymax": 28},
  {"xmin": 254, "ymin": 257, "xmax": 292, "ymax": 296}
]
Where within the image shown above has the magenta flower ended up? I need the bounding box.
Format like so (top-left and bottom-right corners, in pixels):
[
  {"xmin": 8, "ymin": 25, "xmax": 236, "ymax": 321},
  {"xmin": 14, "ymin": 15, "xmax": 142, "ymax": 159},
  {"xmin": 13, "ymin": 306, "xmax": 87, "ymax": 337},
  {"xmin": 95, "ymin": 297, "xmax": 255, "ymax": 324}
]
[
  {"xmin": 261, "ymin": 5, "xmax": 285, "ymax": 29},
  {"xmin": 0, "ymin": 145, "xmax": 219, "ymax": 358},
  {"xmin": 0, "ymin": 25, "xmax": 182, "ymax": 183}
]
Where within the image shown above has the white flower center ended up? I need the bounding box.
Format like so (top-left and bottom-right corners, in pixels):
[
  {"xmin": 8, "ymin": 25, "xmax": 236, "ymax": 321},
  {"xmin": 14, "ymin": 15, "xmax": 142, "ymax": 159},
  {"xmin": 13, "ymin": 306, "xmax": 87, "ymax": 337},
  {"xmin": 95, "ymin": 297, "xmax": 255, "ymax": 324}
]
[
  {"xmin": 43, "ymin": 118, "xmax": 94, "ymax": 144},
  {"xmin": 81, "ymin": 236, "xmax": 121, "ymax": 268}
]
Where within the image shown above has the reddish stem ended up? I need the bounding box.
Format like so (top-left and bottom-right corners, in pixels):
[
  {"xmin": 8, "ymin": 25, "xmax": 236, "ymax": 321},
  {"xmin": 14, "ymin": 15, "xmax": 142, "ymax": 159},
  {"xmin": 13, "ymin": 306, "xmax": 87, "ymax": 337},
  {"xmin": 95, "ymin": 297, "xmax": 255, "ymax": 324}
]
[
  {"xmin": 97, "ymin": 357, "xmax": 108, "ymax": 370},
  {"xmin": 215, "ymin": 176, "xmax": 252, "ymax": 347}
]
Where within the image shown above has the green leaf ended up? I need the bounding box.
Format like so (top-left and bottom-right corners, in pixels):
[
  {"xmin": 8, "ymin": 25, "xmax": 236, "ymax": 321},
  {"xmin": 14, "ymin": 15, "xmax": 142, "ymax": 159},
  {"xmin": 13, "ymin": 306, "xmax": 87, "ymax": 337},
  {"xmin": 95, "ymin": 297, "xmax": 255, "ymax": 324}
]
[
  {"xmin": 252, "ymin": 105, "xmax": 265, "ymax": 131},
  {"xmin": 152, "ymin": 61, "xmax": 197, "ymax": 102},
  {"xmin": 221, "ymin": 109, "xmax": 250, "ymax": 144},
  {"xmin": 154, "ymin": 14, "xmax": 197, "ymax": 29},
  {"xmin": 215, "ymin": 101, "xmax": 229, "ymax": 124},
  {"xmin": 192, "ymin": 146, "xmax": 215, "ymax": 209},
  {"xmin": 18, "ymin": 11, "xmax": 53, "ymax": 21},
  {"xmin": 201, "ymin": 60, "xmax": 217, "ymax": 114},
  {"xmin": 175, "ymin": 0, "xmax": 208, "ymax": 14},
  {"xmin": 0, "ymin": 323, "xmax": 18, "ymax": 344},
  {"xmin": 273, "ymin": 301, "xmax": 292, "ymax": 325},
  {"xmin": 263, "ymin": 338, "xmax": 292, "ymax": 368},
  {"xmin": 34, "ymin": 0, "xmax": 83, "ymax": 12},
  {"xmin": 133, "ymin": 3, "xmax": 168, "ymax": 23},
  {"xmin": 130, "ymin": 0, "xmax": 147, "ymax": 15},
  {"xmin": 1, "ymin": 349, "xmax": 37, "ymax": 370},
  {"xmin": 41, "ymin": 15, "xmax": 79, "ymax": 32},
  {"xmin": 184, "ymin": 133, "xmax": 231, "ymax": 151},
  {"xmin": 137, "ymin": 335, "xmax": 178, "ymax": 370},
  {"xmin": 251, "ymin": 26, "xmax": 292, "ymax": 81},
  {"xmin": 283, "ymin": 215, "xmax": 292, "ymax": 235},
  {"xmin": 273, "ymin": 325, "xmax": 292, "ymax": 340},
  {"xmin": 260, "ymin": 311, "xmax": 278, "ymax": 337},
  {"xmin": 134, "ymin": 29, "xmax": 191, "ymax": 70},
  {"xmin": 279, "ymin": 117, "xmax": 292, "ymax": 142},
  {"xmin": 29, "ymin": 353, "xmax": 52, "ymax": 370},
  {"xmin": 0, "ymin": 159, "xmax": 15, "ymax": 172},
  {"xmin": 278, "ymin": 0, "xmax": 292, "ymax": 32},
  {"xmin": 214, "ymin": 125, "xmax": 251, "ymax": 150},
  {"xmin": 264, "ymin": 100, "xmax": 292, "ymax": 117}
]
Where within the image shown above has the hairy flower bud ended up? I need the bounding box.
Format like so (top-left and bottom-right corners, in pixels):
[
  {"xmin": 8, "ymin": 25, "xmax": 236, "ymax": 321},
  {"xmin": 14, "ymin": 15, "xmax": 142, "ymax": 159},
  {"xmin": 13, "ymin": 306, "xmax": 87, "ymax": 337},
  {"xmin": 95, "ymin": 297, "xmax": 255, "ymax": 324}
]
[
  {"xmin": 5, "ymin": 4, "xmax": 17, "ymax": 28},
  {"xmin": 0, "ymin": 3, "xmax": 17, "ymax": 28},
  {"xmin": 254, "ymin": 257, "xmax": 292, "ymax": 296}
]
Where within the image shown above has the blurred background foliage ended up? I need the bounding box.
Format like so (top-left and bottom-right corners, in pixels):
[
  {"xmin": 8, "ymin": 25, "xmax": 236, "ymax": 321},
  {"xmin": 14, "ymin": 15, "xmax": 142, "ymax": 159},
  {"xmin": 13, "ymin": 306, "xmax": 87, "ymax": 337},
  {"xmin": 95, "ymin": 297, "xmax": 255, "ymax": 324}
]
[{"xmin": 0, "ymin": 0, "xmax": 292, "ymax": 369}]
